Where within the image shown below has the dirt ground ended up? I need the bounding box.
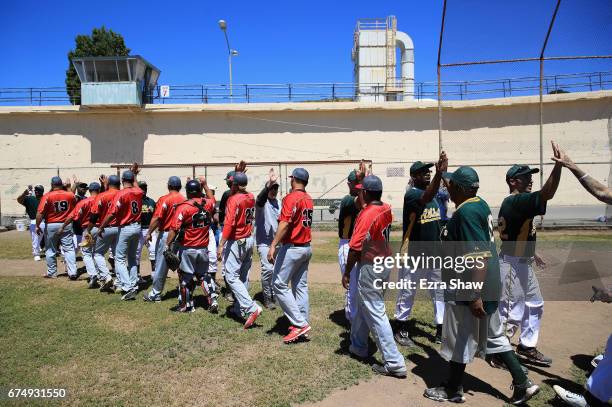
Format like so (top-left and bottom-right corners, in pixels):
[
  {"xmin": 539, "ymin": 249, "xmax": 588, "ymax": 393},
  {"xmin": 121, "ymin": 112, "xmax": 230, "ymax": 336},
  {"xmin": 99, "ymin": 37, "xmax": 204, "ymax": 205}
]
[{"xmin": 1, "ymin": 230, "xmax": 610, "ymax": 406}]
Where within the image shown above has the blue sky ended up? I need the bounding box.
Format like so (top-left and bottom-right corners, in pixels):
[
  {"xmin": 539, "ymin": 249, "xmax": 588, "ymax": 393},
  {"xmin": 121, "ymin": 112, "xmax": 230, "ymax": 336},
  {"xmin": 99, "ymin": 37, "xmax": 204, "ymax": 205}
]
[{"xmin": 1, "ymin": 0, "xmax": 610, "ymax": 88}]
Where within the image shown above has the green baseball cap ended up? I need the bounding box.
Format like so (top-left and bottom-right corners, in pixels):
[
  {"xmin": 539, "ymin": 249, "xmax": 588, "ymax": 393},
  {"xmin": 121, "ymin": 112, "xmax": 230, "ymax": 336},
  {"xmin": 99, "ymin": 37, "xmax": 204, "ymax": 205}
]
[
  {"xmin": 410, "ymin": 161, "xmax": 435, "ymax": 175},
  {"xmin": 224, "ymin": 170, "xmax": 235, "ymax": 181},
  {"xmin": 347, "ymin": 170, "xmax": 359, "ymax": 183},
  {"xmin": 506, "ymin": 164, "xmax": 539, "ymax": 180},
  {"xmin": 443, "ymin": 166, "xmax": 480, "ymax": 189}
]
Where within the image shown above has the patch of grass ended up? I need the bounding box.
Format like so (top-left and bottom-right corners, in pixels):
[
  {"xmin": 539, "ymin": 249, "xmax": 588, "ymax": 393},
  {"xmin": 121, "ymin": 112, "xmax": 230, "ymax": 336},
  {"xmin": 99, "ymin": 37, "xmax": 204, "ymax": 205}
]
[
  {"xmin": 0, "ymin": 277, "xmax": 374, "ymax": 406},
  {"xmin": 0, "ymin": 231, "xmax": 32, "ymax": 259}
]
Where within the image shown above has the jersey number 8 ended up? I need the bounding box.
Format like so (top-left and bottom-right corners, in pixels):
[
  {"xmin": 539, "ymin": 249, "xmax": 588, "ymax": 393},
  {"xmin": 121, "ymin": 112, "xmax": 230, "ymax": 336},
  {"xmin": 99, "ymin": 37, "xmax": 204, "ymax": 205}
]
[{"xmin": 130, "ymin": 201, "xmax": 139, "ymax": 214}]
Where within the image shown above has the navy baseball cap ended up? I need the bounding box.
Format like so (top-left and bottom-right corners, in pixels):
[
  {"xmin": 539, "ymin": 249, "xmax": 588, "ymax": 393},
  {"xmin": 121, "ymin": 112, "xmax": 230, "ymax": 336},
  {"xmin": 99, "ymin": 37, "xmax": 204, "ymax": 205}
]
[
  {"xmin": 232, "ymin": 172, "xmax": 248, "ymax": 186},
  {"xmin": 108, "ymin": 175, "xmax": 121, "ymax": 187},
  {"xmin": 506, "ymin": 164, "xmax": 539, "ymax": 180},
  {"xmin": 121, "ymin": 170, "xmax": 135, "ymax": 181},
  {"xmin": 443, "ymin": 166, "xmax": 480, "ymax": 189},
  {"xmin": 51, "ymin": 176, "xmax": 63, "ymax": 186},
  {"xmin": 410, "ymin": 161, "xmax": 434, "ymax": 175},
  {"xmin": 289, "ymin": 168, "xmax": 309, "ymax": 182},
  {"xmin": 77, "ymin": 182, "xmax": 88, "ymax": 189},
  {"xmin": 358, "ymin": 175, "xmax": 383, "ymax": 192},
  {"xmin": 167, "ymin": 176, "xmax": 182, "ymax": 188},
  {"xmin": 34, "ymin": 184, "xmax": 44, "ymax": 193},
  {"xmin": 88, "ymin": 182, "xmax": 101, "ymax": 191}
]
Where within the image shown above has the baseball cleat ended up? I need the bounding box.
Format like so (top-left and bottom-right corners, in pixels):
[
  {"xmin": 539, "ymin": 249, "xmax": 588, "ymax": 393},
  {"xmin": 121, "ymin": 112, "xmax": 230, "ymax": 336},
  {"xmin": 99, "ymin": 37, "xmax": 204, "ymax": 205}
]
[
  {"xmin": 88, "ymin": 277, "xmax": 99, "ymax": 289},
  {"xmin": 591, "ymin": 353, "xmax": 603, "ymax": 368},
  {"xmin": 372, "ymin": 363, "xmax": 407, "ymax": 379},
  {"xmin": 171, "ymin": 304, "xmax": 194, "ymax": 313},
  {"xmin": 43, "ymin": 274, "xmax": 58, "ymax": 279},
  {"xmin": 209, "ymin": 299, "xmax": 219, "ymax": 314},
  {"xmin": 99, "ymin": 277, "xmax": 114, "ymax": 292},
  {"xmin": 243, "ymin": 305, "xmax": 262, "ymax": 329},
  {"xmin": 552, "ymin": 385, "xmax": 587, "ymax": 407},
  {"xmin": 143, "ymin": 293, "xmax": 161, "ymax": 303},
  {"xmin": 34, "ymin": 255, "xmax": 41, "ymax": 261},
  {"xmin": 121, "ymin": 289, "xmax": 137, "ymax": 301},
  {"xmin": 263, "ymin": 298, "xmax": 277, "ymax": 310},
  {"xmin": 517, "ymin": 345, "xmax": 552, "ymax": 366},
  {"xmin": 394, "ymin": 329, "xmax": 417, "ymax": 348},
  {"xmin": 510, "ymin": 379, "xmax": 540, "ymax": 405},
  {"xmin": 424, "ymin": 385, "xmax": 465, "ymax": 403},
  {"xmin": 68, "ymin": 275, "xmax": 79, "ymax": 281},
  {"xmin": 283, "ymin": 324, "xmax": 312, "ymax": 343}
]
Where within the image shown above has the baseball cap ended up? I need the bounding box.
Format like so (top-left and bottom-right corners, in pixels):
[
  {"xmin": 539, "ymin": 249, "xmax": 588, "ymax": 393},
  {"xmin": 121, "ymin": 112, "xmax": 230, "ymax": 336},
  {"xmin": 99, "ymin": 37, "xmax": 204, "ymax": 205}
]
[
  {"xmin": 77, "ymin": 182, "xmax": 88, "ymax": 189},
  {"xmin": 289, "ymin": 168, "xmax": 309, "ymax": 183},
  {"xmin": 138, "ymin": 181, "xmax": 148, "ymax": 190},
  {"xmin": 88, "ymin": 182, "xmax": 101, "ymax": 192},
  {"xmin": 347, "ymin": 170, "xmax": 359, "ymax": 183},
  {"xmin": 224, "ymin": 171, "xmax": 236, "ymax": 181},
  {"xmin": 167, "ymin": 176, "xmax": 182, "ymax": 188},
  {"xmin": 506, "ymin": 164, "xmax": 539, "ymax": 180},
  {"xmin": 108, "ymin": 175, "xmax": 121, "ymax": 187},
  {"xmin": 34, "ymin": 184, "xmax": 44, "ymax": 193},
  {"xmin": 121, "ymin": 170, "xmax": 135, "ymax": 181},
  {"xmin": 51, "ymin": 176, "xmax": 63, "ymax": 186},
  {"xmin": 410, "ymin": 161, "xmax": 435, "ymax": 175},
  {"xmin": 443, "ymin": 166, "xmax": 480, "ymax": 189},
  {"xmin": 232, "ymin": 172, "xmax": 248, "ymax": 186},
  {"xmin": 359, "ymin": 175, "xmax": 383, "ymax": 192}
]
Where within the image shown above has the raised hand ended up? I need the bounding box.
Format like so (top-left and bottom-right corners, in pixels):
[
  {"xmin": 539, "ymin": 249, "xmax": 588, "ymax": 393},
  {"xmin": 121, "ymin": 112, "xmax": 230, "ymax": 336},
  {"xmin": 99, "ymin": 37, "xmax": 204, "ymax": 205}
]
[
  {"xmin": 130, "ymin": 162, "xmax": 141, "ymax": 175},
  {"xmin": 550, "ymin": 141, "xmax": 577, "ymax": 171},
  {"xmin": 235, "ymin": 160, "xmax": 247, "ymax": 173},
  {"xmin": 267, "ymin": 168, "xmax": 278, "ymax": 187},
  {"xmin": 198, "ymin": 175, "xmax": 208, "ymax": 188},
  {"xmin": 436, "ymin": 150, "xmax": 448, "ymax": 173}
]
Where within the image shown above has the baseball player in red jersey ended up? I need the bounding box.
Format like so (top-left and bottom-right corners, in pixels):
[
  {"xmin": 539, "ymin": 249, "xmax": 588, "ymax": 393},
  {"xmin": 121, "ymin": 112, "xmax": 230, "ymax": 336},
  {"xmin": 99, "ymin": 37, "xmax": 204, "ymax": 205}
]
[
  {"xmin": 56, "ymin": 182, "xmax": 101, "ymax": 288},
  {"xmin": 342, "ymin": 175, "xmax": 407, "ymax": 377},
  {"xmin": 143, "ymin": 176, "xmax": 185, "ymax": 302},
  {"xmin": 217, "ymin": 172, "xmax": 262, "ymax": 328},
  {"xmin": 268, "ymin": 168, "xmax": 314, "ymax": 343},
  {"xmin": 98, "ymin": 170, "xmax": 143, "ymax": 300},
  {"xmin": 36, "ymin": 176, "xmax": 78, "ymax": 279},
  {"xmin": 167, "ymin": 179, "xmax": 216, "ymax": 313},
  {"xmin": 87, "ymin": 175, "xmax": 121, "ymax": 292}
]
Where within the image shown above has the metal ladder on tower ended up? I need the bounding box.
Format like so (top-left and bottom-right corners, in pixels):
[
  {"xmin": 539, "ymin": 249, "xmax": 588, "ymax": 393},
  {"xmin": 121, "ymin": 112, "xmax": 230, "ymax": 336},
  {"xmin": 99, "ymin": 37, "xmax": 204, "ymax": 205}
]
[{"xmin": 385, "ymin": 16, "xmax": 399, "ymax": 97}]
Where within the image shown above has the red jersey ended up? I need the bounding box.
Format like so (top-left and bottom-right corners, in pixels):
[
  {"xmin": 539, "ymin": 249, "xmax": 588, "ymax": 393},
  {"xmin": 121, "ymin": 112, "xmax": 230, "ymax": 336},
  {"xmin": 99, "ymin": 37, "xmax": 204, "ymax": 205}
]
[
  {"xmin": 349, "ymin": 202, "xmax": 393, "ymax": 263},
  {"xmin": 279, "ymin": 190, "xmax": 314, "ymax": 245},
  {"xmin": 72, "ymin": 196, "xmax": 95, "ymax": 228},
  {"xmin": 37, "ymin": 190, "xmax": 77, "ymax": 223},
  {"xmin": 153, "ymin": 192, "xmax": 186, "ymax": 232},
  {"xmin": 171, "ymin": 198, "xmax": 216, "ymax": 247},
  {"xmin": 91, "ymin": 189, "xmax": 119, "ymax": 227},
  {"xmin": 222, "ymin": 192, "xmax": 255, "ymax": 240},
  {"xmin": 111, "ymin": 186, "xmax": 144, "ymax": 226}
]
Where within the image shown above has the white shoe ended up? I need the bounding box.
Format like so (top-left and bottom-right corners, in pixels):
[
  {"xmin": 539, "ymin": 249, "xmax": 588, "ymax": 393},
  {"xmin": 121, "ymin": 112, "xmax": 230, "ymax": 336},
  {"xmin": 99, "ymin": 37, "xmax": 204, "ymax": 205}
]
[
  {"xmin": 34, "ymin": 255, "xmax": 41, "ymax": 261},
  {"xmin": 591, "ymin": 354, "xmax": 603, "ymax": 368},
  {"xmin": 553, "ymin": 385, "xmax": 587, "ymax": 407}
]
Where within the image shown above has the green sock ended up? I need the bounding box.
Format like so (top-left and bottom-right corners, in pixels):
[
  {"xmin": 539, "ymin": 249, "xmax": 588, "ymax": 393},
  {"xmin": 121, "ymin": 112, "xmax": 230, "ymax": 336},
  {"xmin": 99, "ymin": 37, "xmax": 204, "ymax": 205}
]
[{"xmin": 497, "ymin": 351, "xmax": 527, "ymax": 385}]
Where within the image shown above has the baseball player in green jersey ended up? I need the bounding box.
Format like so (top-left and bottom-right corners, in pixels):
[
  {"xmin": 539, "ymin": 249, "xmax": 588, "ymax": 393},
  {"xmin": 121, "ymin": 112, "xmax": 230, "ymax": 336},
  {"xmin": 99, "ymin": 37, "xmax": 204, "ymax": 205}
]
[
  {"xmin": 424, "ymin": 166, "xmax": 540, "ymax": 405},
  {"xmin": 495, "ymin": 141, "xmax": 562, "ymax": 367},
  {"xmin": 337, "ymin": 161, "xmax": 366, "ymax": 323},
  {"xmin": 394, "ymin": 152, "xmax": 447, "ymax": 348}
]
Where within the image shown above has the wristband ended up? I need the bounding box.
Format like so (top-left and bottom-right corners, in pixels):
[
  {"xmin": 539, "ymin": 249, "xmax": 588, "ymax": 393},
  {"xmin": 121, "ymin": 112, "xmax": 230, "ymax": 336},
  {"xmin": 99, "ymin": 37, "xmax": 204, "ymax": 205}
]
[{"xmin": 579, "ymin": 173, "xmax": 590, "ymax": 181}]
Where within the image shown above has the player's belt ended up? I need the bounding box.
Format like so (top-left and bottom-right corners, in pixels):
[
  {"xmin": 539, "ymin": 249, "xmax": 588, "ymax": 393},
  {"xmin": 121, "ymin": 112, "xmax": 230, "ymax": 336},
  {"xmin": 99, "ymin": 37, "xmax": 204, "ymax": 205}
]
[
  {"xmin": 286, "ymin": 242, "xmax": 310, "ymax": 247},
  {"xmin": 502, "ymin": 254, "xmax": 533, "ymax": 264}
]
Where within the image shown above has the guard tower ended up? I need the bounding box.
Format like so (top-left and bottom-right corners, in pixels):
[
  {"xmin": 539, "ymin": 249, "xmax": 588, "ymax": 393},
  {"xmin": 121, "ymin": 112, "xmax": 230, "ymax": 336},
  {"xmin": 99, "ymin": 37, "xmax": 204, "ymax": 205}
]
[
  {"xmin": 71, "ymin": 55, "xmax": 160, "ymax": 107},
  {"xmin": 352, "ymin": 16, "xmax": 414, "ymax": 102}
]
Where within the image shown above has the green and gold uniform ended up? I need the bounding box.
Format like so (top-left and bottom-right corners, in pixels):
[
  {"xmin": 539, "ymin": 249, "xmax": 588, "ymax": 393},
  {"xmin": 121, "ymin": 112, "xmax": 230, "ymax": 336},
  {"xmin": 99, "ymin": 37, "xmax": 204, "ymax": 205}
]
[
  {"xmin": 22, "ymin": 195, "xmax": 40, "ymax": 220},
  {"xmin": 498, "ymin": 191, "xmax": 545, "ymax": 258},
  {"xmin": 338, "ymin": 195, "xmax": 360, "ymax": 239},
  {"xmin": 441, "ymin": 196, "xmax": 500, "ymax": 314},
  {"xmin": 401, "ymin": 187, "xmax": 441, "ymax": 256}
]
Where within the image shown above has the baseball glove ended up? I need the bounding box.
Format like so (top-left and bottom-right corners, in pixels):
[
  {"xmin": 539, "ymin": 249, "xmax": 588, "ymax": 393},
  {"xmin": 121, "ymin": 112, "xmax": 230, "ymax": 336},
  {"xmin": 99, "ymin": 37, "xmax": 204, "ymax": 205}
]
[
  {"xmin": 79, "ymin": 233, "xmax": 94, "ymax": 248},
  {"xmin": 164, "ymin": 250, "xmax": 181, "ymax": 271}
]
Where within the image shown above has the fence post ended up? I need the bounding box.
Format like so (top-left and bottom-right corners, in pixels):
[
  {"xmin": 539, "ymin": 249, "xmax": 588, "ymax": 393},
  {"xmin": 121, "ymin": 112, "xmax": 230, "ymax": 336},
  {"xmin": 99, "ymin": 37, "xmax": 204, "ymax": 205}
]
[
  {"xmin": 30, "ymin": 88, "xmax": 32, "ymax": 105},
  {"xmin": 201, "ymin": 85, "xmax": 204, "ymax": 103},
  {"xmin": 599, "ymin": 72, "xmax": 603, "ymax": 89},
  {"xmin": 192, "ymin": 165, "xmax": 196, "ymax": 179},
  {"xmin": 508, "ymin": 79, "xmax": 512, "ymax": 96},
  {"xmin": 205, "ymin": 87, "xmax": 208, "ymax": 104},
  {"xmin": 332, "ymin": 84, "xmax": 336, "ymax": 101},
  {"xmin": 246, "ymin": 85, "xmax": 250, "ymax": 103},
  {"xmin": 288, "ymin": 84, "xmax": 292, "ymax": 101}
]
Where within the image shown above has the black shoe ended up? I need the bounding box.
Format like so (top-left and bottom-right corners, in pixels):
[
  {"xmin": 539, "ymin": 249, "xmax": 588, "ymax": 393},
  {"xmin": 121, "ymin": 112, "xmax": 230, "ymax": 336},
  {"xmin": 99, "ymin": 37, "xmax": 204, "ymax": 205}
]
[
  {"xmin": 517, "ymin": 345, "xmax": 552, "ymax": 366},
  {"xmin": 209, "ymin": 299, "xmax": 219, "ymax": 314},
  {"xmin": 99, "ymin": 277, "xmax": 114, "ymax": 292},
  {"xmin": 435, "ymin": 324, "xmax": 443, "ymax": 344},
  {"xmin": 263, "ymin": 298, "xmax": 277, "ymax": 310},
  {"xmin": 394, "ymin": 322, "xmax": 416, "ymax": 348},
  {"xmin": 486, "ymin": 353, "xmax": 529, "ymax": 375},
  {"xmin": 224, "ymin": 291, "xmax": 235, "ymax": 303},
  {"xmin": 171, "ymin": 304, "xmax": 194, "ymax": 313},
  {"xmin": 69, "ymin": 275, "xmax": 79, "ymax": 281},
  {"xmin": 424, "ymin": 385, "xmax": 465, "ymax": 403},
  {"xmin": 88, "ymin": 277, "xmax": 99, "ymax": 289},
  {"xmin": 510, "ymin": 379, "xmax": 540, "ymax": 405},
  {"xmin": 121, "ymin": 289, "xmax": 137, "ymax": 301},
  {"xmin": 371, "ymin": 363, "xmax": 407, "ymax": 378}
]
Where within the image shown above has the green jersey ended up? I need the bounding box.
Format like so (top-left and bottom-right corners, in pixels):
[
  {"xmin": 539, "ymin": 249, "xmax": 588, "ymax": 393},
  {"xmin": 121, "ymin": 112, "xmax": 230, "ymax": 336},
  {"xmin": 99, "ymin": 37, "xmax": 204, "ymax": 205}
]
[
  {"xmin": 141, "ymin": 196, "xmax": 156, "ymax": 228},
  {"xmin": 498, "ymin": 191, "xmax": 545, "ymax": 258},
  {"xmin": 441, "ymin": 196, "xmax": 500, "ymax": 314},
  {"xmin": 401, "ymin": 187, "xmax": 441, "ymax": 256},
  {"xmin": 338, "ymin": 195, "xmax": 360, "ymax": 239},
  {"xmin": 21, "ymin": 195, "xmax": 39, "ymax": 220}
]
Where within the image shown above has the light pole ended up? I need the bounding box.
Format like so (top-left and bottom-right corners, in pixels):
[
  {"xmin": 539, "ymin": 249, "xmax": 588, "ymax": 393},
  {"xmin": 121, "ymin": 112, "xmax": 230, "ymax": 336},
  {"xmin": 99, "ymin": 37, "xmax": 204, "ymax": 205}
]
[{"xmin": 218, "ymin": 19, "xmax": 239, "ymax": 102}]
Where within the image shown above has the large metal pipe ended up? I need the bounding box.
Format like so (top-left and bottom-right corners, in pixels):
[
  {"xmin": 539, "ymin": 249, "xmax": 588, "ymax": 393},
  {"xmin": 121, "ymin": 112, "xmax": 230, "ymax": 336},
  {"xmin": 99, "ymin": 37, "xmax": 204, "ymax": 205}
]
[{"xmin": 395, "ymin": 31, "xmax": 415, "ymax": 99}]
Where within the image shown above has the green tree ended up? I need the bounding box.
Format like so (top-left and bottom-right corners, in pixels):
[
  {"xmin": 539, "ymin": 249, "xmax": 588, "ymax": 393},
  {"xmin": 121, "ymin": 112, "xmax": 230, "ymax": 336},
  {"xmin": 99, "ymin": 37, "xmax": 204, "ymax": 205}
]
[{"xmin": 65, "ymin": 27, "xmax": 131, "ymax": 105}]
